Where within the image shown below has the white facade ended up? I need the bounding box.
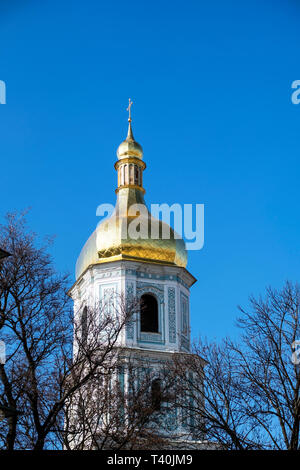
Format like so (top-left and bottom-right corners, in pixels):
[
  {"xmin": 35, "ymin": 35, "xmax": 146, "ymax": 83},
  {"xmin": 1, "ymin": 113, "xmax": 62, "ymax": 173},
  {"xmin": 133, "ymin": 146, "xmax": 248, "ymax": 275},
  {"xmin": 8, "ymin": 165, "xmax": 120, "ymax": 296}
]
[
  {"xmin": 67, "ymin": 113, "xmax": 205, "ymax": 446},
  {"xmin": 68, "ymin": 259, "xmax": 198, "ymax": 443},
  {"xmin": 69, "ymin": 260, "xmax": 195, "ymax": 354}
]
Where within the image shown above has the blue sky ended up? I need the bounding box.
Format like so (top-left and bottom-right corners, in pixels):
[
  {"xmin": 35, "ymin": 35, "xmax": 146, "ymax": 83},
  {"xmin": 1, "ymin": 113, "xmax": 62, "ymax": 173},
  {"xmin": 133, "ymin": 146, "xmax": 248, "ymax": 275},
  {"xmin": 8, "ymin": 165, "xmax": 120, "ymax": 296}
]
[{"xmin": 1, "ymin": 0, "xmax": 300, "ymax": 341}]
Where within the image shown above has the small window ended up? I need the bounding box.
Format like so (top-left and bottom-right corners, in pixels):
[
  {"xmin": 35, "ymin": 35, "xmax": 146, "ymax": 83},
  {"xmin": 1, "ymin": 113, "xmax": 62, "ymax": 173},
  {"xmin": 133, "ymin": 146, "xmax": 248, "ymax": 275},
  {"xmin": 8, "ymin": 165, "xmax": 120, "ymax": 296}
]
[
  {"xmin": 140, "ymin": 294, "xmax": 159, "ymax": 333},
  {"xmin": 134, "ymin": 166, "xmax": 139, "ymax": 185},
  {"xmin": 151, "ymin": 379, "xmax": 162, "ymax": 411},
  {"xmin": 82, "ymin": 306, "xmax": 88, "ymax": 344}
]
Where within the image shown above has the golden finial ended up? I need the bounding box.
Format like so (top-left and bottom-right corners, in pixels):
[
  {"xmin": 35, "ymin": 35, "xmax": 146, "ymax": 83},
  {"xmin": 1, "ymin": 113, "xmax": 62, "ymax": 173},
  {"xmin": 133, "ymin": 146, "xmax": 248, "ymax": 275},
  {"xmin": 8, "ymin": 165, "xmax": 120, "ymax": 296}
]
[
  {"xmin": 127, "ymin": 98, "xmax": 133, "ymax": 122},
  {"xmin": 117, "ymin": 98, "xmax": 143, "ymax": 158}
]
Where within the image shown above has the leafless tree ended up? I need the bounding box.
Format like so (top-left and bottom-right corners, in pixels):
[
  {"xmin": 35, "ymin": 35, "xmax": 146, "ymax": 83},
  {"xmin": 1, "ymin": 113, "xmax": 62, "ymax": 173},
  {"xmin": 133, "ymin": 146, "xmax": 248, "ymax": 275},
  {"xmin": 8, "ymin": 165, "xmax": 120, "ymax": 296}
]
[
  {"xmin": 0, "ymin": 212, "xmax": 137, "ymax": 449},
  {"xmin": 233, "ymin": 281, "xmax": 300, "ymax": 450},
  {"xmin": 171, "ymin": 281, "xmax": 300, "ymax": 450},
  {"xmin": 171, "ymin": 340, "xmax": 259, "ymax": 449},
  {"xmin": 4, "ymin": 213, "xmax": 299, "ymax": 450},
  {"xmin": 0, "ymin": 212, "xmax": 177, "ymax": 450},
  {"xmin": 62, "ymin": 346, "xmax": 178, "ymax": 450}
]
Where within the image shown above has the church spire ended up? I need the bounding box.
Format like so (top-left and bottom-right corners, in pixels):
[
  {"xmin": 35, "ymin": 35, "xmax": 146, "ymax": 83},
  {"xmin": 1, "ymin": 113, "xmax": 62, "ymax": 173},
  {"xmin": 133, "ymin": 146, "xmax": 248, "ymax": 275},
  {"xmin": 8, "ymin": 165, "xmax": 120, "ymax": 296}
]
[
  {"xmin": 126, "ymin": 98, "xmax": 135, "ymax": 141},
  {"xmin": 115, "ymin": 99, "xmax": 146, "ymax": 194},
  {"xmin": 116, "ymin": 98, "xmax": 143, "ymax": 160}
]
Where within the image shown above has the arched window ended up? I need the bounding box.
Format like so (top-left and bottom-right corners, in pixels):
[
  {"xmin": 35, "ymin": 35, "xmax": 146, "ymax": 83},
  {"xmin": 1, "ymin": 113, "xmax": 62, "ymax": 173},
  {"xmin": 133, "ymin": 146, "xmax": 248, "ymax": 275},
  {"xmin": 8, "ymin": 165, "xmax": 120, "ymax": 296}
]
[
  {"xmin": 82, "ymin": 306, "xmax": 88, "ymax": 344},
  {"xmin": 140, "ymin": 294, "xmax": 159, "ymax": 333},
  {"xmin": 151, "ymin": 378, "xmax": 162, "ymax": 411}
]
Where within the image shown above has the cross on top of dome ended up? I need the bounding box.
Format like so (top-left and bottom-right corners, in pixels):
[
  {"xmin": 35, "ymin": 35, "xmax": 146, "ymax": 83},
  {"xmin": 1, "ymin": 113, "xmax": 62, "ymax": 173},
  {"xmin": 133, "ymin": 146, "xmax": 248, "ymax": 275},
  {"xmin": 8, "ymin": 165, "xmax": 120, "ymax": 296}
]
[{"xmin": 127, "ymin": 98, "xmax": 133, "ymax": 122}]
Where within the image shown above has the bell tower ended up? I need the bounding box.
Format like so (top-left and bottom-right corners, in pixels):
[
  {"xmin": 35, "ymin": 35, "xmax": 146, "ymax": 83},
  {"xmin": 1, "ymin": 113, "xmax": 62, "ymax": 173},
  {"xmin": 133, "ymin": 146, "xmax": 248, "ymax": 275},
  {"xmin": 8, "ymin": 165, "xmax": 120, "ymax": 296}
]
[{"xmin": 68, "ymin": 101, "xmax": 197, "ymax": 440}]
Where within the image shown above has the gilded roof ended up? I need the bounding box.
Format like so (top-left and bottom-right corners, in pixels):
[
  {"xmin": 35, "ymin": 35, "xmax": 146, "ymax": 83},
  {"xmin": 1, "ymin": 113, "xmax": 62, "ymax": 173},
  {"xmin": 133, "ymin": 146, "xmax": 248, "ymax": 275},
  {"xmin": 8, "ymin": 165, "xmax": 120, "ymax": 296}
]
[
  {"xmin": 75, "ymin": 107, "xmax": 187, "ymax": 279},
  {"xmin": 75, "ymin": 188, "xmax": 187, "ymax": 279}
]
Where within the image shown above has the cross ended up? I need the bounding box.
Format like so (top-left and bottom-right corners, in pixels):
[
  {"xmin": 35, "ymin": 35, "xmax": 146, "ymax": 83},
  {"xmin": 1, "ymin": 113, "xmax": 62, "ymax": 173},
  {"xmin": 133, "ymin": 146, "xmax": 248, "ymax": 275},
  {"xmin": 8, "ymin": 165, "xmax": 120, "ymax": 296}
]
[{"xmin": 127, "ymin": 98, "xmax": 133, "ymax": 122}]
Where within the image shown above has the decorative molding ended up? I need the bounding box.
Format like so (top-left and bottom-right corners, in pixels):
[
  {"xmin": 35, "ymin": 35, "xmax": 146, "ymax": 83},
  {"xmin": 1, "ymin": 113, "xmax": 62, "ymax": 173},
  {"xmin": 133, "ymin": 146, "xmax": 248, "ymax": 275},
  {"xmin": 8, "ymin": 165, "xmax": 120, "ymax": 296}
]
[
  {"xmin": 136, "ymin": 281, "xmax": 164, "ymax": 297},
  {"xmin": 99, "ymin": 282, "xmax": 118, "ymax": 317},
  {"xmin": 168, "ymin": 287, "xmax": 176, "ymax": 344},
  {"xmin": 180, "ymin": 291, "xmax": 190, "ymax": 351},
  {"xmin": 180, "ymin": 335, "xmax": 190, "ymax": 352},
  {"xmin": 126, "ymin": 282, "xmax": 135, "ymax": 340},
  {"xmin": 126, "ymin": 269, "xmax": 189, "ymax": 289},
  {"xmin": 97, "ymin": 270, "xmax": 121, "ymax": 279},
  {"xmin": 140, "ymin": 332, "xmax": 162, "ymax": 343},
  {"xmin": 103, "ymin": 287, "xmax": 115, "ymax": 315}
]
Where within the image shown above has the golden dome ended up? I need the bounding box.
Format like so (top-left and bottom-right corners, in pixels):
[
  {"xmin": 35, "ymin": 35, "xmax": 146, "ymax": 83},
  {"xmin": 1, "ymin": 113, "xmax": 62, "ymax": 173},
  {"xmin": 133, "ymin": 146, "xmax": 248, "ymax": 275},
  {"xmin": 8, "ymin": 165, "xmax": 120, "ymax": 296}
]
[
  {"xmin": 76, "ymin": 188, "xmax": 187, "ymax": 279},
  {"xmin": 117, "ymin": 121, "xmax": 143, "ymax": 160},
  {"xmin": 75, "ymin": 101, "xmax": 187, "ymax": 280}
]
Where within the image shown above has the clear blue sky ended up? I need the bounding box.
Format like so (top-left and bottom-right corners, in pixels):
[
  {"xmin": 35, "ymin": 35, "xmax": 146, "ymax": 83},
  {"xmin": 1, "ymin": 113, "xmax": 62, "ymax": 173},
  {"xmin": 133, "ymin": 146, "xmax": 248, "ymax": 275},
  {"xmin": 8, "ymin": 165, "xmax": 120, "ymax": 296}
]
[{"xmin": 1, "ymin": 0, "xmax": 300, "ymax": 341}]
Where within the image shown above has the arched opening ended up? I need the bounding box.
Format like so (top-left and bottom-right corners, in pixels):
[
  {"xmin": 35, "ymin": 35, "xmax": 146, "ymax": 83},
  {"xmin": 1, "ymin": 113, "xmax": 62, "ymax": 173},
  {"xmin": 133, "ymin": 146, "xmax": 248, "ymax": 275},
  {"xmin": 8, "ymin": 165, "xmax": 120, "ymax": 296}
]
[
  {"xmin": 151, "ymin": 378, "xmax": 162, "ymax": 411},
  {"xmin": 140, "ymin": 294, "xmax": 159, "ymax": 333}
]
